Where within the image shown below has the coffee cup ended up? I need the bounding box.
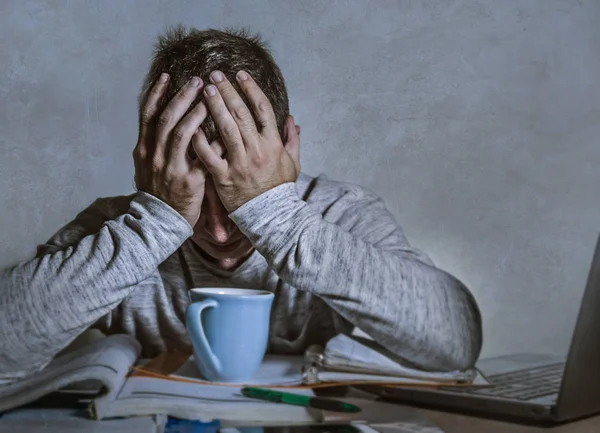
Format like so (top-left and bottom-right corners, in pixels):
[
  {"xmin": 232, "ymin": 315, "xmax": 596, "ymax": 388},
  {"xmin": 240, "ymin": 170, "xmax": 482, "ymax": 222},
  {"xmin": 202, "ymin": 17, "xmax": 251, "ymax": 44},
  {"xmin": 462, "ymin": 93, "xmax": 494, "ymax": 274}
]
[{"xmin": 186, "ymin": 288, "xmax": 274, "ymax": 382}]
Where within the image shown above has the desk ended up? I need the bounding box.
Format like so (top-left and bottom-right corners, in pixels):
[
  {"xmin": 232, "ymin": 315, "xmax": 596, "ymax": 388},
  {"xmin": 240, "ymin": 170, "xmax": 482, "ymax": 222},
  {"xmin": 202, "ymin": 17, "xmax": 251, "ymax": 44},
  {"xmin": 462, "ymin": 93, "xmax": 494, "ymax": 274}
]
[
  {"xmin": 417, "ymin": 408, "xmax": 600, "ymax": 433},
  {"xmin": 1, "ymin": 406, "xmax": 599, "ymax": 432},
  {"xmin": 324, "ymin": 387, "xmax": 600, "ymax": 433},
  {"xmin": 2, "ymin": 392, "xmax": 599, "ymax": 432}
]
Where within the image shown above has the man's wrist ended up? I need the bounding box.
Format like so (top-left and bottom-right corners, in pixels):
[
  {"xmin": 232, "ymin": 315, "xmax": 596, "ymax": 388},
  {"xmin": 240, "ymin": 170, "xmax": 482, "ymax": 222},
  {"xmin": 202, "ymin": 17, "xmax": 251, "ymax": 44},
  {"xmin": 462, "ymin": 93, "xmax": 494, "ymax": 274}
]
[
  {"xmin": 228, "ymin": 182, "xmax": 316, "ymax": 254},
  {"xmin": 133, "ymin": 191, "xmax": 194, "ymax": 235}
]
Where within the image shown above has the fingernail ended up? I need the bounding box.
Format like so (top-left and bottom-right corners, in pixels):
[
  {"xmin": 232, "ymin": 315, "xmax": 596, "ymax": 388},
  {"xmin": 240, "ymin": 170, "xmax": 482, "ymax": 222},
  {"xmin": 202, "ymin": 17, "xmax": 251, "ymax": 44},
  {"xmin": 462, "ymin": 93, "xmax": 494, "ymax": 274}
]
[
  {"xmin": 237, "ymin": 70, "xmax": 249, "ymax": 81},
  {"xmin": 205, "ymin": 85, "xmax": 217, "ymax": 96},
  {"xmin": 159, "ymin": 73, "xmax": 169, "ymax": 83},
  {"xmin": 190, "ymin": 77, "xmax": 201, "ymax": 87},
  {"xmin": 211, "ymin": 71, "xmax": 223, "ymax": 82}
]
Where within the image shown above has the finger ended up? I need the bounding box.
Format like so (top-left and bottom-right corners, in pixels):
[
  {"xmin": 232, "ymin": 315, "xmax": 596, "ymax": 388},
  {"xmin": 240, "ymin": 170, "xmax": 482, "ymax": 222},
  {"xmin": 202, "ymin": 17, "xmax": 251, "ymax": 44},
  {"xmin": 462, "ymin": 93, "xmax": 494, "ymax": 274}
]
[
  {"xmin": 210, "ymin": 138, "xmax": 227, "ymax": 159},
  {"xmin": 191, "ymin": 136, "xmax": 227, "ymax": 161},
  {"xmin": 203, "ymin": 81, "xmax": 246, "ymax": 161},
  {"xmin": 191, "ymin": 128, "xmax": 228, "ymax": 176},
  {"xmin": 155, "ymin": 76, "xmax": 204, "ymax": 161},
  {"xmin": 167, "ymin": 101, "xmax": 209, "ymax": 171},
  {"xmin": 188, "ymin": 130, "xmax": 227, "ymax": 160},
  {"xmin": 137, "ymin": 73, "xmax": 170, "ymax": 154},
  {"xmin": 208, "ymin": 70, "xmax": 261, "ymax": 153},
  {"xmin": 235, "ymin": 70, "xmax": 278, "ymax": 141}
]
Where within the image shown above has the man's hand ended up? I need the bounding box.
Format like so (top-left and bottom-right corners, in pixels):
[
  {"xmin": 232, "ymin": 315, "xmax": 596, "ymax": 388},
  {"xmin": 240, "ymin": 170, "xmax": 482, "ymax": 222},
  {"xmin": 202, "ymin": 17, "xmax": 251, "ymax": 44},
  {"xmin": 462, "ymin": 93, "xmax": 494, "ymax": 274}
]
[
  {"xmin": 133, "ymin": 74, "xmax": 214, "ymax": 227},
  {"xmin": 192, "ymin": 70, "xmax": 301, "ymax": 213}
]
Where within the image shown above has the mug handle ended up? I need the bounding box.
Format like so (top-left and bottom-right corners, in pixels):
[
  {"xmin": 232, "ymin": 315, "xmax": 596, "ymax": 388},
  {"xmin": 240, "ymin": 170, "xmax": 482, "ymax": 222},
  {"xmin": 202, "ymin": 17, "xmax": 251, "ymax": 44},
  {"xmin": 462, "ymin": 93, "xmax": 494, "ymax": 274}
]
[{"xmin": 185, "ymin": 300, "xmax": 222, "ymax": 377}]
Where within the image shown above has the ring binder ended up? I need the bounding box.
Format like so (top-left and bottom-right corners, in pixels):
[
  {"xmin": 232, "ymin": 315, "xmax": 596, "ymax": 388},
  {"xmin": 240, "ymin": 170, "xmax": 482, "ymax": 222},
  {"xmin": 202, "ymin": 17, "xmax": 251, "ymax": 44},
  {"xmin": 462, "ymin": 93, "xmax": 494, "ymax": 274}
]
[
  {"xmin": 301, "ymin": 345, "xmax": 324, "ymax": 384},
  {"xmin": 298, "ymin": 334, "xmax": 485, "ymax": 387}
]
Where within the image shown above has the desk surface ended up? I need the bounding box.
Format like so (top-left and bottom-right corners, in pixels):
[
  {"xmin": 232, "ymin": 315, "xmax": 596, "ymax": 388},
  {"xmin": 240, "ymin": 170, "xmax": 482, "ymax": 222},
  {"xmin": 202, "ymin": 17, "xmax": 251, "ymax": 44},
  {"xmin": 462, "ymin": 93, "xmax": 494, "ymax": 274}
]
[
  {"xmin": 0, "ymin": 406, "xmax": 599, "ymax": 432},
  {"xmin": 417, "ymin": 408, "xmax": 600, "ymax": 433},
  {"xmin": 330, "ymin": 387, "xmax": 600, "ymax": 433},
  {"xmin": 2, "ymin": 390, "xmax": 599, "ymax": 433}
]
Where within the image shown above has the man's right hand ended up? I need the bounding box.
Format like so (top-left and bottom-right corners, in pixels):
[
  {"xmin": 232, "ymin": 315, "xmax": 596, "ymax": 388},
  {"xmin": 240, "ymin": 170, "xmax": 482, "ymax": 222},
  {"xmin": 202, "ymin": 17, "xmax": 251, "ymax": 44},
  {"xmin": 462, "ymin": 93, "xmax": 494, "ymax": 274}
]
[{"xmin": 133, "ymin": 73, "xmax": 211, "ymax": 227}]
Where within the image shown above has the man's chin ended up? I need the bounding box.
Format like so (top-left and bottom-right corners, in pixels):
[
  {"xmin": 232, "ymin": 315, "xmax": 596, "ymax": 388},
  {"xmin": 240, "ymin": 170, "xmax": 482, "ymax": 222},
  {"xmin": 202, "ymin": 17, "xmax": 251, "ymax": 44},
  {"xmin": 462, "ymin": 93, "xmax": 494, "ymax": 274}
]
[{"xmin": 192, "ymin": 238, "xmax": 254, "ymax": 261}]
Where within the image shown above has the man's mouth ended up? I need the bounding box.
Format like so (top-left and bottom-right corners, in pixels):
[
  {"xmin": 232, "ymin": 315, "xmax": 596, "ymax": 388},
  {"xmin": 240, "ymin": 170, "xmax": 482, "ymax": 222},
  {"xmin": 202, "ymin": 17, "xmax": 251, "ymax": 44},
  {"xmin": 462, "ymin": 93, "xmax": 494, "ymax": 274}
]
[{"xmin": 207, "ymin": 237, "xmax": 243, "ymax": 249}]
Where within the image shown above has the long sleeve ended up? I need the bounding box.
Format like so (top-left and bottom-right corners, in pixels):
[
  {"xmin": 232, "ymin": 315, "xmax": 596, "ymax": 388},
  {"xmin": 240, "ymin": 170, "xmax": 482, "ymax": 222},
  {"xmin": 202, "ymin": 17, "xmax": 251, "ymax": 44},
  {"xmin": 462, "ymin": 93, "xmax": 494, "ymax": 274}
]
[
  {"xmin": 0, "ymin": 192, "xmax": 192, "ymax": 380},
  {"xmin": 229, "ymin": 182, "xmax": 483, "ymax": 372}
]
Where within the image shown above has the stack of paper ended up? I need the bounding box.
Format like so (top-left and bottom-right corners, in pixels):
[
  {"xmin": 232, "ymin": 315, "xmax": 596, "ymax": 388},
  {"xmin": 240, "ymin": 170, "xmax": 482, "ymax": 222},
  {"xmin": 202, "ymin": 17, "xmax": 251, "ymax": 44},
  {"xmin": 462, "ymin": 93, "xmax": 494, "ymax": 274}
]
[
  {"xmin": 320, "ymin": 333, "xmax": 479, "ymax": 384},
  {"xmin": 96, "ymin": 355, "xmax": 320, "ymax": 422}
]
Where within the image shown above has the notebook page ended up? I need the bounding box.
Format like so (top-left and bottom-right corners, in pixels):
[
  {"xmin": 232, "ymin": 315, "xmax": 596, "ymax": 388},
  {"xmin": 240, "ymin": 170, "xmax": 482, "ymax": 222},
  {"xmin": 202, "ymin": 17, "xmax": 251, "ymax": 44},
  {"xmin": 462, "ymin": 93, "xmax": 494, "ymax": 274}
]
[
  {"xmin": 324, "ymin": 334, "xmax": 476, "ymax": 382},
  {"xmin": 103, "ymin": 375, "xmax": 319, "ymax": 423},
  {"xmin": 170, "ymin": 354, "xmax": 305, "ymax": 386},
  {"xmin": 0, "ymin": 335, "xmax": 140, "ymax": 413},
  {"xmin": 116, "ymin": 375, "xmax": 313, "ymax": 402}
]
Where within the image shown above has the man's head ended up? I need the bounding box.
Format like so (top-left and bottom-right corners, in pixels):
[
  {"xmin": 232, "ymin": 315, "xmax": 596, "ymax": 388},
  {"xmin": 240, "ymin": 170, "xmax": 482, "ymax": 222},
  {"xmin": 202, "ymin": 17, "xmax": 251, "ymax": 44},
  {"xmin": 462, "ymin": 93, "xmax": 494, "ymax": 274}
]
[{"xmin": 139, "ymin": 26, "xmax": 290, "ymax": 269}]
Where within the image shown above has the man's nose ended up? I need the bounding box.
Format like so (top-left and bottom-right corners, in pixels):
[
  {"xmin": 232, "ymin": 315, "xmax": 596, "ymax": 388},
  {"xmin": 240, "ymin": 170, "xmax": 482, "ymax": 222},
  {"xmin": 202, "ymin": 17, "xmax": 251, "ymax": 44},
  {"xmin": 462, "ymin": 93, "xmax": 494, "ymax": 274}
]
[
  {"xmin": 203, "ymin": 212, "xmax": 235, "ymax": 243},
  {"xmin": 202, "ymin": 198, "xmax": 235, "ymax": 243}
]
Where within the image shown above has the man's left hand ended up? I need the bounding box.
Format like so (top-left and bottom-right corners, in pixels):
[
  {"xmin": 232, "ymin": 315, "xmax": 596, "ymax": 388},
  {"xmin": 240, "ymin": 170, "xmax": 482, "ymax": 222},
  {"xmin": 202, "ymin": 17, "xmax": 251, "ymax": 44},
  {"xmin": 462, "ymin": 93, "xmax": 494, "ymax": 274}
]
[{"xmin": 193, "ymin": 69, "xmax": 301, "ymax": 213}]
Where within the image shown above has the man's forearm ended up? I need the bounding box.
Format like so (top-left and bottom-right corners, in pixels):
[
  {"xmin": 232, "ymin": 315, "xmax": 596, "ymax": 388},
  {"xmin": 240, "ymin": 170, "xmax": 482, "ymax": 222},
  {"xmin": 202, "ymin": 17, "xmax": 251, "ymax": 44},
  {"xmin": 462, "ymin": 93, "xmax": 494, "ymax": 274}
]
[
  {"xmin": 0, "ymin": 192, "xmax": 192, "ymax": 379},
  {"xmin": 231, "ymin": 183, "xmax": 483, "ymax": 372}
]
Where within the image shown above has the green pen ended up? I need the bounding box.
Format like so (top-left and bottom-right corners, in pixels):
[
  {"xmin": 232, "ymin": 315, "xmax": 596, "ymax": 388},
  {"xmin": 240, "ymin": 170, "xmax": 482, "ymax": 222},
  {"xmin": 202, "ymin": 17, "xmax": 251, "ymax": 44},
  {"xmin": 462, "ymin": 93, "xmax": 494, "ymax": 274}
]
[{"xmin": 241, "ymin": 387, "xmax": 361, "ymax": 413}]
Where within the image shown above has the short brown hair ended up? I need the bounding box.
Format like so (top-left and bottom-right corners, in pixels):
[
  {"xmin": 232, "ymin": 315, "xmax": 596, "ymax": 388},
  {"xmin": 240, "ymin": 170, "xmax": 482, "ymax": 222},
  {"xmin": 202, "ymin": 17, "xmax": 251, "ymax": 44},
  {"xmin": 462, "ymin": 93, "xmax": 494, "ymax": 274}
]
[{"xmin": 138, "ymin": 25, "xmax": 289, "ymax": 143}]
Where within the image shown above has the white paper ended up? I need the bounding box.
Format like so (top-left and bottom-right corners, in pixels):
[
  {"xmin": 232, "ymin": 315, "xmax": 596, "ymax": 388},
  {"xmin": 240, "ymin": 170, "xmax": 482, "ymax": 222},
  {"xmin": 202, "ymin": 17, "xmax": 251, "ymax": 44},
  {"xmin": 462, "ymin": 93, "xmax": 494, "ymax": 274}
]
[
  {"xmin": 98, "ymin": 375, "xmax": 317, "ymax": 423},
  {"xmin": 324, "ymin": 334, "xmax": 476, "ymax": 382},
  {"xmin": 0, "ymin": 335, "xmax": 140, "ymax": 413},
  {"xmin": 117, "ymin": 376, "xmax": 313, "ymax": 402},
  {"xmin": 171, "ymin": 355, "xmax": 305, "ymax": 386},
  {"xmin": 93, "ymin": 353, "xmax": 320, "ymax": 422}
]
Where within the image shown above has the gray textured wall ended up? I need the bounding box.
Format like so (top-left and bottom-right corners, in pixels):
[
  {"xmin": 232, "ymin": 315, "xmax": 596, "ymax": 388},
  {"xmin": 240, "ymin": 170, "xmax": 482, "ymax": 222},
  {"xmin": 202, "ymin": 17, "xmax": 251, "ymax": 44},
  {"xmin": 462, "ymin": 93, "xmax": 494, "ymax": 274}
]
[{"xmin": 1, "ymin": 0, "xmax": 598, "ymax": 359}]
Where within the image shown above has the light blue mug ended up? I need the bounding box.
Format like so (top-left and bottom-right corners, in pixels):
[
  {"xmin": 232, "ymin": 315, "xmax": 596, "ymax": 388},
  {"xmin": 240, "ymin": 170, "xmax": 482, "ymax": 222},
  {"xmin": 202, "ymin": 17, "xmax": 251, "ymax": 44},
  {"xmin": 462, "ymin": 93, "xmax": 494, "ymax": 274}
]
[{"xmin": 186, "ymin": 288, "xmax": 274, "ymax": 382}]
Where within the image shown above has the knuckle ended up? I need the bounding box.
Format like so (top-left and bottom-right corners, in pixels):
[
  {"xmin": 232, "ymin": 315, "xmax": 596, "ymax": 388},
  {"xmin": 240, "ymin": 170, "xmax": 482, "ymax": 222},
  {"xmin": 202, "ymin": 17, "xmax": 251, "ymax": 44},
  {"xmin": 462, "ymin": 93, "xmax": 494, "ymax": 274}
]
[
  {"xmin": 164, "ymin": 167, "xmax": 176, "ymax": 181},
  {"xmin": 157, "ymin": 112, "xmax": 172, "ymax": 128},
  {"xmin": 150, "ymin": 157, "xmax": 164, "ymax": 173},
  {"xmin": 256, "ymin": 98, "xmax": 271, "ymax": 114},
  {"xmin": 256, "ymin": 118, "xmax": 268, "ymax": 131},
  {"xmin": 150, "ymin": 82, "xmax": 164, "ymax": 95},
  {"xmin": 172, "ymin": 126, "xmax": 186, "ymax": 142},
  {"xmin": 222, "ymin": 125, "xmax": 239, "ymax": 140},
  {"xmin": 132, "ymin": 147, "xmax": 146, "ymax": 160},
  {"xmin": 182, "ymin": 175, "xmax": 195, "ymax": 189},
  {"xmin": 230, "ymin": 105, "xmax": 249, "ymax": 123},
  {"xmin": 140, "ymin": 108, "xmax": 154, "ymax": 125},
  {"xmin": 251, "ymin": 150, "xmax": 265, "ymax": 165},
  {"xmin": 176, "ymin": 87, "xmax": 192, "ymax": 101}
]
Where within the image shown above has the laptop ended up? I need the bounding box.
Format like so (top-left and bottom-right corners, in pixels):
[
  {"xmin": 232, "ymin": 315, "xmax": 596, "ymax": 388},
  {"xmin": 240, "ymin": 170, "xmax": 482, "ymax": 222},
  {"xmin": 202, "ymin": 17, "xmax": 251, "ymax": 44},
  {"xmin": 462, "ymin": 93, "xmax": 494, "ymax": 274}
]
[{"xmin": 366, "ymin": 234, "xmax": 600, "ymax": 426}]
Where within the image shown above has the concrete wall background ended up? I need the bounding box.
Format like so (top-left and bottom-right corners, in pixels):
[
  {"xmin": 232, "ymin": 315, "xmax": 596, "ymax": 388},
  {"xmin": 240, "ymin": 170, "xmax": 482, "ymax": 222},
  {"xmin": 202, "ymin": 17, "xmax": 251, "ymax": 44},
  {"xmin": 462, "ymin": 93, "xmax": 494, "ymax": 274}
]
[{"xmin": 1, "ymin": 0, "xmax": 598, "ymax": 359}]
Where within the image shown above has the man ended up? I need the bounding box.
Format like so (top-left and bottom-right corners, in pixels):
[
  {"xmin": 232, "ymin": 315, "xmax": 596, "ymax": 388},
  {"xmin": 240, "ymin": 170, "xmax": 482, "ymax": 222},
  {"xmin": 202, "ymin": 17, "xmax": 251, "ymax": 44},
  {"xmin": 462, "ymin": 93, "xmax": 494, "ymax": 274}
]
[{"xmin": 0, "ymin": 26, "xmax": 482, "ymax": 381}]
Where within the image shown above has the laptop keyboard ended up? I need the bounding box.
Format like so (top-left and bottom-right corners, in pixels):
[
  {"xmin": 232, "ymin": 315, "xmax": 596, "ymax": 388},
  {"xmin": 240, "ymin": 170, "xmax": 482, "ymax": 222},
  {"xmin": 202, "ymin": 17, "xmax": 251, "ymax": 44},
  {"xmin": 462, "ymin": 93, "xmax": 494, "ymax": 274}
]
[{"xmin": 446, "ymin": 362, "xmax": 564, "ymax": 401}]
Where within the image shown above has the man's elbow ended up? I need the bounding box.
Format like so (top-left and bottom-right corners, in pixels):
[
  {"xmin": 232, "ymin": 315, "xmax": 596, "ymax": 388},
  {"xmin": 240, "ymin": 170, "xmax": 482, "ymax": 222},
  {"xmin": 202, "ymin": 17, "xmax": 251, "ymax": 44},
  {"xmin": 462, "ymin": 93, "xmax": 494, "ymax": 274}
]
[
  {"xmin": 445, "ymin": 331, "xmax": 483, "ymax": 371},
  {"xmin": 424, "ymin": 329, "xmax": 482, "ymax": 372},
  {"xmin": 438, "ymin": 301, "xmax": 484, "ymax": 371}
]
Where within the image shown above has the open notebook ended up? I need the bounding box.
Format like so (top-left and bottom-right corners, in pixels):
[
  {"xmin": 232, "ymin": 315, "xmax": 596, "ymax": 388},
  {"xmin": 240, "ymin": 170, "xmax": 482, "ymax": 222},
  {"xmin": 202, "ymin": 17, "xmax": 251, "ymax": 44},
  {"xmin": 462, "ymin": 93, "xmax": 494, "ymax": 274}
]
[
  {"xmin": 0, "ymin": 335, "xmax": 318, "ymax": 423},
  {"xmin": 0, "ymin": 332, "xmax": 488, "ymax": 422}
]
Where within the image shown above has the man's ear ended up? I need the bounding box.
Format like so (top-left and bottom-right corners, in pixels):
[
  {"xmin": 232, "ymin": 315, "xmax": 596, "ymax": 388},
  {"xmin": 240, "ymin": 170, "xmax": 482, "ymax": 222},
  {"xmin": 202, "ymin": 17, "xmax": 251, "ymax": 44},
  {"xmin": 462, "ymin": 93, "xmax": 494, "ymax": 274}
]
[
  {"xmin": 283, "ymin": 115, "xmax": 300, "ymax": 142},
  {"xmin": 283, "ymin": 115, "xmax": 301, "ymax": 174}
]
